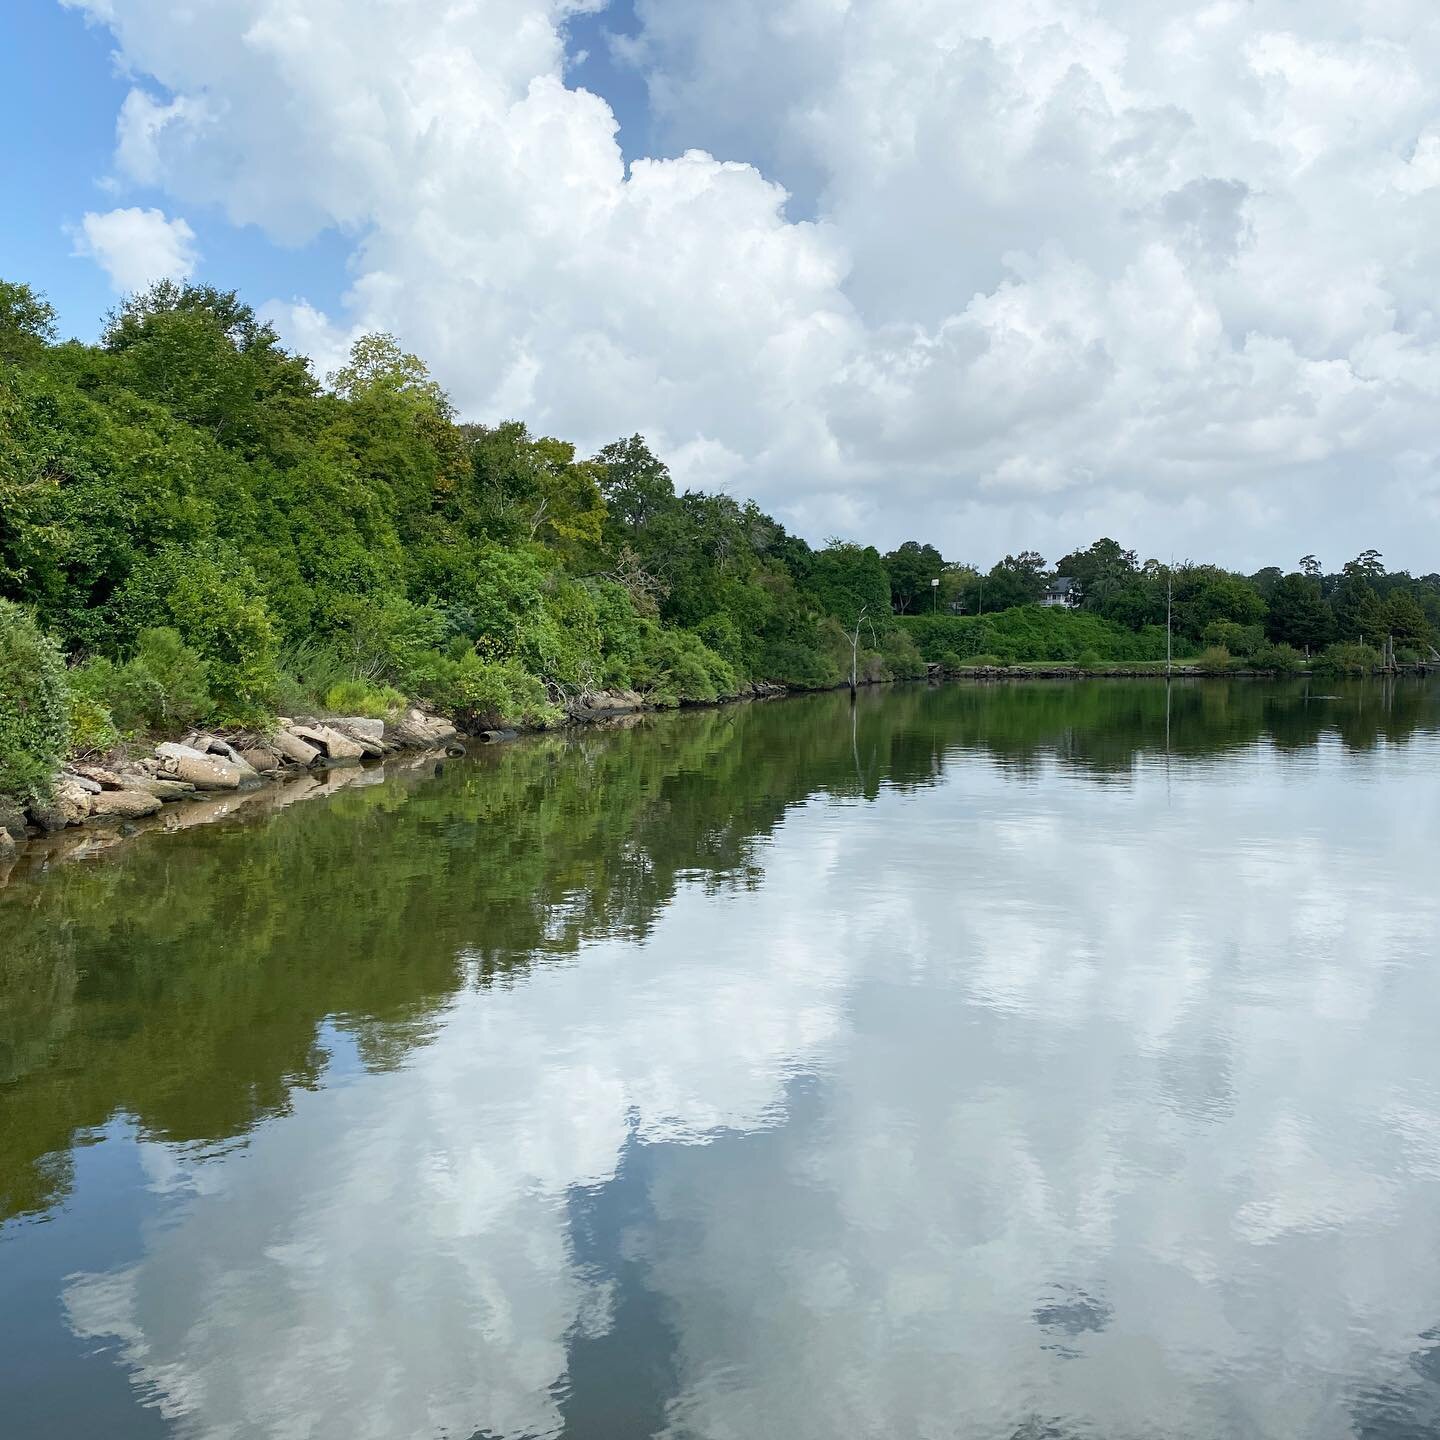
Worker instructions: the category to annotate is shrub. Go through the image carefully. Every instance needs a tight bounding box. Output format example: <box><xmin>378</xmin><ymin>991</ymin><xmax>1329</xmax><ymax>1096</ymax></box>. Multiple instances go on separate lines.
<box><xmin>1249</xmin><ymin>642</ymin><xmax>1305</xmax><ymax>674</ymax></box>
<box><xmin>967</xmin><ymin>654</ymin><xmax>1007</xmax><ymax>669</ymax></box>
<box><xmin>1077</xmin><ymin>649</ymin><xmax>1102</xmax><ymax>670</ymax></box>
<box><xmin>0</xmin><ymin>600</ymin><xmax>70</xmax><ymax>801</ymax></box>
<box><xmin>937</xmin><ymin>651</ymin><xmax>964</xmax><ymax>672</ymax></box>
<box><xmin>68</xmin><ymin>693</ymin><xmax>119</xmax><ymax>755</ymax></box>
<box><xmin>332</xmin><ymin>595</ymin><xmax>448</xmax><ymax>688</ymax></box>
<box><xmin>131</xmin><ymin>628</ymin><xmax>211</xmax><ymax>728</ymax></box>
<box><xmin>630</xmin><ymin>624</ymin><xmax>738</xmax><ymax>705</ymax></box>
<box><xmin>413</xmin><ymin>650</ymin><xmax>560</xmax><ymax>731</ymax></box>
<box><xmin>323</xmin><ymin>678</ymin><xmax>405</xmax><ymax>718</ymax></box>
<box><xmin>119</xmin><ymin>545</ymin><xmax>279</xmax><ymax>722</ymax></box>
<box><xmin>1195</xmin><ymin>645</ymin><xmax>1235</xmax><ymax>674</ymax></box>
<box><xmin>1313</xmin><ymin>642</ymin><xmax>1382</xmax><ymax>676</ymax></box>
<box><xmin>1202</xmin><ymin>621</ymin><xmax>1264</xmax><ymax>658</ymax></box>
<box><xmin>71</xmin><ymin>628</ymin><xmax>211</xmax><ymax>735</ymax></box>
<box><xmin>901</xmin><ymin>607</ymin><xmax>1170</xmax><ymax>665</ymax></box>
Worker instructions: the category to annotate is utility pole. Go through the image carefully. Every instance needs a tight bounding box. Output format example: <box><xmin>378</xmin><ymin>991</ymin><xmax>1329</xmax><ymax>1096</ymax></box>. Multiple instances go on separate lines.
<box><xmin>1166</xmin><ymin>565</ymin><xmax>1173</xmax><ymax>680</ymax></box>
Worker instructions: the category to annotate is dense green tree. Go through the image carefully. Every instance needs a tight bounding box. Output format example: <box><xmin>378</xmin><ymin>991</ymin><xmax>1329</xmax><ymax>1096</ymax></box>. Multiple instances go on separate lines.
<box><xmin>883</xmin><ymin>541</ymin><xmax>945</xmax><ymax>613</ymax></box>
<box><xmin>0</xmin><ymin>280</ymin><xmax>57</xmax><ymax>364</ymax></box>
<box><xmin>1383</xmin><ymin>590</ymin><xmax>1433</xmax><ymax>652</ymax></box>
<box><xmin>806</xmin><ymin>541</ymin><xmax>891</xmax><ymax>625</ymax></box>
<box><xmin>982</xmin><ymin>551</ymin><xmax>1049</xmax><ymax>611</ymax></box>
<box><xmin>1265</xmin><ymin>574</ymin><xmax>1335</xmax><ymax>651</ymax></box>
<box><xmin>1056</xmin><ymin>538</ymin><xmax>1138</xmax><ymax>609</ymax></box>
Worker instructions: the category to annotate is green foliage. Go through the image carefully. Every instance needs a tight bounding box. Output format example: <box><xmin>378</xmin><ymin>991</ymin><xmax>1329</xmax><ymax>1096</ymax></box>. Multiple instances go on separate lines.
<box><xmin>629</xmin><ymin>625</ymin><xmax>738</xmax><ymax>706</ymax></box>
<box><xmin>0</xmin><ymin>281</ymin><xmax>58</xmax><ymax>365</ymax></box>
<box><xmin>71</xmin><ymin>628</ymin><xmax>212</xmax><ymax>735</ymax></box>
<box><xmin>883</xmin><ymin>541</ymin><xmax>945</xmax><ymax>614</ymax></box>
<box><xmin>4</xmin><ymin>272</ymin><xmax>1435</xmax><ymax>750</ymax></box>
<box><xmin>1383</xmin><ymin>590</ymin><xmax>1432</xmax><ymax>652</ymax></box>
<box><xmin>413</xmin><ymin>651</ymin><xmax>561</xmax><ymax>731</ymax></box>
<box><xmin>0</xmin><ymin>600</ymin><xmax>70</xmax><ymax>800</ymax></box>
<box><xmin>323</xmin><ymin>679</ymin><xmax>405</xmax><ymax>718</ymax></box>
<box><xmin>1202</xmin><ymin>621</ymin><xmax>1264</xmax><ymax>657</ymax></box>
<box><xmin>980</xmin><ymin>551</ymin><xmax>1050</xmax><ymax>611</ymax></box>
<box><xmin>1195</xmin><ymin>645</ymin><xmax>1237</xmax><ymax>674</ymax></box>
<box><xmin>1313</xmin><ymin>642</ymin><xmax>1382</xmax><ymax>676</ymax></box>
<box><xmin>1249</xmin><ymin>642</ymin><xmax>1306</xmax><ymax>674</ymax></box>
<box><xmin>67</xmin><ymin>693</ymin><xmax>119</xmax><ymax>755</ymax></box>
<box><xmin>1266</xmin><ymin>574</ymin><xmax>1334</xmax><ymax>651</ymax></box>
<box><xmin>902</xmin><ymin>607</ymin><xmax>1170</xmax><ymax>664</ymax></box>
<box><xmin>806</xmin><ymin>541</ymin><xmax>891</xmax><ymax>625</ymax></box>
<box><xmin>1077</xmin><ymin>649</ymin><xmax>1102</xmax><ymax>670</ymax></box>
<box><xmin>119</xmin><ymin>546</ymin><xmax>279</xmax><ymax>722</ymax></box>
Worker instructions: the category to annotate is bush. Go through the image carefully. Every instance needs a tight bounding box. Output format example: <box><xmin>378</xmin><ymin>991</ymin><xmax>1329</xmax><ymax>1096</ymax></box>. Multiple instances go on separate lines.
<box><xmin>332</xmin><ymin>596</ymin><xmax>448</xmax><ymax>688</ymax></box>
<box><xmin>1313</xmin><ymin>642</ymin><xmax>1382</xmax><ymax>676</ymax></box>
<box><xmin>630</xmin><ymin>624</ymin><xmax>738</xmax><ymax>706</ymax></box>
<box><xmin>71</xmin><ymin>628</ymin><xmax>211</xmax><ymax>735</ymax></box>
<box><xmin>1249</xmin><ymin>642</ymin><xmax>1305</xmax><ymax>674</ymax></box>
<box><xmin>1077</xmin><ymin>649</ymin><xmax>1102</xmax><ymax>670</ymax></box>
<box><xmin>1202</xmin><ymin>621</ymin><xmax>1264</xmax><ymax>658</ymax></box>
<box><xmin>413</xmin><ymin>650</ymin><xmax>561</xmax><ymax>731</ymax></box>
<box><xmin>1195</xmin><ymin>645</ymin><xmax>1236</xmax><ymax>674</ymax></box>
<box><xmin>966</xmin><ymin>654</ymin><xmax>1008</xmax><ymax>668</ymax></box>
<box><xmin>323</xmin><ymin>678</ymin><xmax>405</xmax><ymax>718</ymax></box>
<box><xmin>68</xmin><ymin>693</ymin><xmax>119</xmax><ymax>755</ymax></box>
<box><xmin>0</xmin><ymin>600</ymin><xmax>70</xmax><ymax>800</ymax></box>
<box><xmin>901</xmin><ymin>607</ymin><xmax>1170</xmax><ymax>665</ymax></box>
<box><xmin>118</xmin><ymin>545</ymin><xmax>279</xmax><ymax>722</ymax></box>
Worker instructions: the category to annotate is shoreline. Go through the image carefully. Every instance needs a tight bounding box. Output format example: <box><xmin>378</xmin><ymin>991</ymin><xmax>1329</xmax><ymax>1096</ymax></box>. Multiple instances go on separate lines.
<box><xmin>0</xmin><ymin>686</ymin><xmax>788</xmax><ymax>883</ymax></box>
<box><xmin>4</xmin><ymin>669</ymin><xmax>1433</xmax><ymax>885</ymax></box>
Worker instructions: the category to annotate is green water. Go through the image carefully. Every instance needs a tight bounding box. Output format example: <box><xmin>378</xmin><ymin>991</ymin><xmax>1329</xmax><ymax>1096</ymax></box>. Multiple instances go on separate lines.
<box><xmin>3</xmin><ymin>679</ymin><xmax>1440</xmax><ymax>1440</ymax></box>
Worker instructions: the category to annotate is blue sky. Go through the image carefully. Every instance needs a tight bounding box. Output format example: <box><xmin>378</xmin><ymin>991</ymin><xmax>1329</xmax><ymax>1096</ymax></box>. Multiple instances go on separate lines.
<box><xmin>0</xmin><ymin>0</ymin><xmax>648</xmax><ymax>341</ymax></box>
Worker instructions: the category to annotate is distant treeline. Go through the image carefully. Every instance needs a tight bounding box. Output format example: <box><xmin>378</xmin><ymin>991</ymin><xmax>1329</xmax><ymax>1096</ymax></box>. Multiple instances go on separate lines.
<box><xmin>1</xmin><ymin>277</ymin><xmax>1434</xmax><ymax>797</ymax></box>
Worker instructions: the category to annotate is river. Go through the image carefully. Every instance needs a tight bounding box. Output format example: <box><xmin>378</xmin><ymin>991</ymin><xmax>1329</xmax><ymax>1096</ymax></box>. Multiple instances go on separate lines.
<box><xmin>3</xmin><ymin>679</ymin><xmax>1440</xmax><ymax>1440</ymax></box>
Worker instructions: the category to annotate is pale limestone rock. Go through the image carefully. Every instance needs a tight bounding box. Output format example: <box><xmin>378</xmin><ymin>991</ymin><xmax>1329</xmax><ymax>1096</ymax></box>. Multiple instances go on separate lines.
<box><xmin>90</xmin><ymin>789</ymin><xmax>163</xmax><ymax>819</ymax></box>
<box><xmin>272</xmin><ymin>730</ymin><xmax>321</xmax><ymax>766</ymax></box>
<box><xmin>155</xmin><ymin>743</ymin><xmax>244</xmax><ymax>790</ymax></box>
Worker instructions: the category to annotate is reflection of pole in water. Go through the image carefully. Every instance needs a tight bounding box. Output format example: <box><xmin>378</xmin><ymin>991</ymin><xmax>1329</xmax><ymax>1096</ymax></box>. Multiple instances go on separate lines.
<box><xmin>1165</xmin><ymin>669</ymin><xmax>1172</xmax><ymax>805</ymax></box>
<box><xmin>851</xmin><ymin>695</ymin><xmax>861</xmax><ymax>788</ymax></box>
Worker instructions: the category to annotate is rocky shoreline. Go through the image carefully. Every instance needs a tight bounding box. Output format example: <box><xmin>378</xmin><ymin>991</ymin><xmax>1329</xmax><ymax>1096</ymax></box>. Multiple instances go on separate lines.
<box><xmin>0</xmin><ymin>708</ymin><xmax>464</xmax><ymax>872</ymax></box>
<box><xmin>0</xmin><ymin>685</ymin><xmax>794</xmax><ymax>882</ymax></box>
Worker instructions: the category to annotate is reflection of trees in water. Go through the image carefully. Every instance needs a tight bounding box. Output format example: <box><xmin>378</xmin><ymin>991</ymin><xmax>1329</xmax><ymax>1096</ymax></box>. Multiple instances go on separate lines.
<box><xmin>2</xmin><ymin>680</ymin><xmax>1436</xmax><ymax>1225</ymax></box>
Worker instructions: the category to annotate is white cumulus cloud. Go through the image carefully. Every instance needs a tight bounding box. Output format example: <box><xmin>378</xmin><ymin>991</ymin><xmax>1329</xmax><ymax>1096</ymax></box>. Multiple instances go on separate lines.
<box><xmin>59</xmin><ymin>0</ymin><xmax>1440</xmax><ymax>566</ymax></box>
<box><xmin>70</xmin><ymin>205</ymin><xmax>198</xmax><ymax>293</ymax></box>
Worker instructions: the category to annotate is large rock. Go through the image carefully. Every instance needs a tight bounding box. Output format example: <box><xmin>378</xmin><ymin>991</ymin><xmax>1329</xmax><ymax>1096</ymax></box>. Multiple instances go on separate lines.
<box><xmin>0</xmin><ymin>827</ymin><xmax>15</xmax><ymax>861</ymax></box>
<box><xmin>62</xmin><ymin>771</ymin><xmax>103</xmax><ymax>794</ymax></box>
<box><xmin>90</xmin><ymin>789</ymin><xmax>163</xmax><ymax>819</ymax></box>
<box><xmin>27</xmin><ymin>777</ymin><xmax>93</xmax><ymax>832</ymax></box>
<box><xmin>0</xmin><ymin>796</ymin><xmax>29</xmax><ymax>842</ymax></box>
<box><xmin>326</xmin><ymin>722</ymin><xmax>385</xmax><ymax>758</ymax></box>
<box><xmin>237</xmin><ymin>746</ymin><xmax>282</xmax><ymax>773</ymax></box>
<box><xmin>272</xmin><ymin>729</ymin><xmax>321</xmax><ymax>766</ymax></box>
<box><xmin>336</xmin><ymin>716</ymin><xmax>385</xmax><ymax>743</ymax></box>
<box><xmin>116</xmin><ymin>775</ymin><xmax>195</xmax><ymax>801</ymax></box>
<box><xmin>155</xmin><ymin>742</ymin><xmax>245</xmax><ymax>790</ymax></box>
<box><xmin>71</xmin><ymin>764</ymin><xmax>127</xmax><ymax>789</ymax></box>
<box><xmin>290</xmin><ymin>724</ymin><xmax>365</xmax><ymax>762</ymax></box>
<box><xmin>389</xmin><ymin>711</ymin><xmax>459</xmax><ymax>748</ymax></box>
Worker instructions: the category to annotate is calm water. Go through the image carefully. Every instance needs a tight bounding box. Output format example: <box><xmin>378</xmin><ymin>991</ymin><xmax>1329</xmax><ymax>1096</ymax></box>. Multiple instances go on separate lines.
<box><xmin>4</xmin><ymin>679</ymin><xmax>1440</xmax><ymax>1440</ymax></box>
